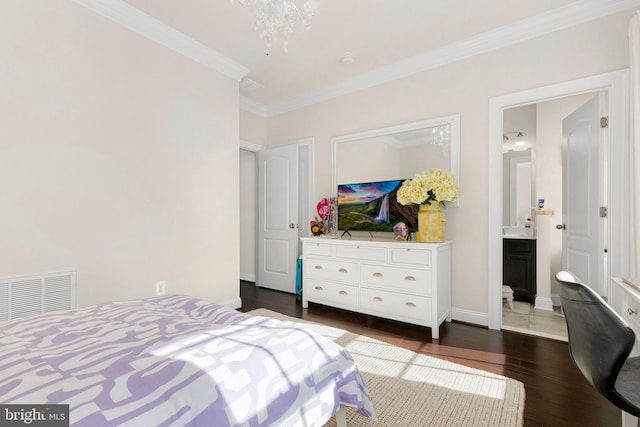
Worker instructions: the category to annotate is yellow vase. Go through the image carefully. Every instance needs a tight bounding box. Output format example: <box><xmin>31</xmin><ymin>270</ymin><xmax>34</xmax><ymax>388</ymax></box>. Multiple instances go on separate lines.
<box><xmin>416</xmin><ymin>202</ymin><xmax>445</xmax><ymax>242</ymax></box>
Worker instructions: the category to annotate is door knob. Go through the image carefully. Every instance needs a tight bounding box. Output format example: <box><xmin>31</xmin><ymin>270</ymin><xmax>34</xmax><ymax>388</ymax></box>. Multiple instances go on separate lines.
<box><xmin>556</xmin><ymin>224</ymin><xmax>566</xmax><ymax>230</ymax></box>
<box><xmin>289</xmin><ymin>223</ymin><xmax>295</xmax><ymax>228</ymax></box>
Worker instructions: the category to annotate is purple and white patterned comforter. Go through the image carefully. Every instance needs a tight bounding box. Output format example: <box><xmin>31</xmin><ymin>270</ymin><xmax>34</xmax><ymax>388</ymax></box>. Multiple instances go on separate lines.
<box><xmin>0</xmin><ymin>294</ymin><xmax>376</xmax><ymax>426</ymax></box>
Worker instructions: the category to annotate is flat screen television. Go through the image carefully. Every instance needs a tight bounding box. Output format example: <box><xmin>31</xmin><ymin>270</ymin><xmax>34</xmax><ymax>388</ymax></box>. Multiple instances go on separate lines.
<box><xmin>337</xmin><ymin>179</ymin><xmax>419</xmax><ymax>232</ymax></box>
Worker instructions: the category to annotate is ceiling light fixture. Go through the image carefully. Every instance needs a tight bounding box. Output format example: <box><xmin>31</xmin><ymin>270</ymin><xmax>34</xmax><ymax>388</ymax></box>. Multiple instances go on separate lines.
<box><xmin>512</xmin><ymin>132</ymin><xmax>528</xmax><ymax>151</ymax></box>
<box><xmin>503</xmin><ymin>132</ymin><xmax>530</xmax><ymax>153</ymax></box>
<box><xmin>234</xmin><ymin>0</ymin><xmax>319</xmax><ymax>53</ymax></box>
<box><xmin>341</xmin><ymin>52</ymin><xmax>354</xmax><ymax>65</ymax></box>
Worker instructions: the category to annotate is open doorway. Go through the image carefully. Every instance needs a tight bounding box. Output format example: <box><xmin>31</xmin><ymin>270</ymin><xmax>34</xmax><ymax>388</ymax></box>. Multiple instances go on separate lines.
<box><xmin>487</xmin><ymin>70</ymin><xmax>629</xmax><ymax>336</ymax></box>
<box><xmin>239</xmin><ymin>139</ymin><xmax>313</xmax><ymax>294</ymax></box>
<box><xmin>501</xmin><ymin>93</ymin><xmax>602</xmax><ymax>340</ymax></box>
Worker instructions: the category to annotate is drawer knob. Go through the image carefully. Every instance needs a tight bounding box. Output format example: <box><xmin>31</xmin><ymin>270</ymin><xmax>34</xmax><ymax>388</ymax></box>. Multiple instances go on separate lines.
<box><xmin>372</xmin><ymin>272</ymin><xmax>383</xmax><ymax>278</ymax></box>
<box><xmin>405</xmin><ymin>302</ymin><xmax>416</xmax><ymax>308</ymax></box>
<box><xmin>404</xmin><ymin>276</ymin><xmax>416</xmax><ymax>281</ymax></box>
<box><xmin>314</xmin><ymin>265</ymin><xmax>323</xmax><ymax>270</ymax></box>
<box><xmin>315</xmin><ymin>286</ymin><xmax>323</xmax><ymax>291</ymax></box>
<box><xmin>339</xmin><ymin>290</ymin><xmax>348</xmax><ymax>295</ymax></box>
<box><xmin>373</xmin><ymin>296</ymin><xmax>383</xmax><ymax>302</ymax></box>
<box><xmin>628</xmin><ymin>308</ymin><xmax>638</xmax><ymax>316</ymax></box>
<box><xmin>338</xmin><ymin>268</ymin><xmax>348</xmax><ymax>273</ymax></box>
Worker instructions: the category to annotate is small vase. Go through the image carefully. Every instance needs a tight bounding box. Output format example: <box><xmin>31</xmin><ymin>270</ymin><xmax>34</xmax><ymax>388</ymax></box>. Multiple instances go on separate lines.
<box><xmin>416</xmin><ymin>202</ymin><xmax>445</xmax><ymax>243</ymax></box>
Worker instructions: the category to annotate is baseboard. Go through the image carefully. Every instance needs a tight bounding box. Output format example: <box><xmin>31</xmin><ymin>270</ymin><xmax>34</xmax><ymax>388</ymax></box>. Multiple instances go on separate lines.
<box><xmin>219</xmin><ymin>297</ymin><xmax>242</xmax><ymax>310</ymax></box>
<box><xmin>451</xmin><ymin>307</ymin><xmax>488</xmax><ymax>327</ymax></box>
<box><xmin>240</xmin><ymin>273</ymin><xmax>256</xmax><ymax>282</ymax></box>
<box><xmin>534</xmin><ymin>296</ymin><xmax>554</xmax><ymax>311</ymax></box>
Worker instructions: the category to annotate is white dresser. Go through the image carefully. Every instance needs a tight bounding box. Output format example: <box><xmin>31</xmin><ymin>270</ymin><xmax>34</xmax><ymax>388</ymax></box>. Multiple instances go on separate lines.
<box><xmin>610</xmin><ymin>278</ymin><xmax>640</xmax><ymax>356</ymax></box>
<box><xmin>607</xmin><ymin>278</ymin><xmax>640</xmax><ymax>427</ymax></box>
<box><xmin>301</xmin><ymin>237</ymin><xmax>452</xmax><ymax>339</ymax></box>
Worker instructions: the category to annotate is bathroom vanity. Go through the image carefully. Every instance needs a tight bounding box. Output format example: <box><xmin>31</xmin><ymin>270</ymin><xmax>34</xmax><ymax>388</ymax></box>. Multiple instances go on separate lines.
<box><xmin>503</xmin><ymin>236</ymin><xmax>537</xmax><ymax>304</ymax></box>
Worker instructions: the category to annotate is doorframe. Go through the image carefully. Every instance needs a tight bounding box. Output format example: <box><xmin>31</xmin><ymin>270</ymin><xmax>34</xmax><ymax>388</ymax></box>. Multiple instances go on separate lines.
<box><xmin>487</xmin><ymin>70</ymin><xmax>629</xmax><ymax>331</ymax></box>
<box><xmin>294</xmin><ymin>137</ymin><xmax>315</xmax><ymax>246</ymax></box>
<box><xmin>240</xmin><ymin>140</ymin><xmax>265</xmax><ymax>283</ymax></box>
<box><xmin>239</xmin><ymin>138</ymin><xmax>314</xmax><ymax>286</ymax></box>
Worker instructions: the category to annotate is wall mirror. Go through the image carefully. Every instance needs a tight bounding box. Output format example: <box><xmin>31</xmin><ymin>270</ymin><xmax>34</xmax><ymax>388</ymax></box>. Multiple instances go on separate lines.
<box><xmin>503</xmin><ymin>154</ymin><xmax>532</xmax><ymax>227</ymax></box>
<box><xmin>331</xmin><ymin>114</ymin><xmax>461</xmax><ymax>205</ymax></box>
<box><xmin>502</xmin><ymin>105</ymin><xmax>535</xmax><ymax>227</ymax></box>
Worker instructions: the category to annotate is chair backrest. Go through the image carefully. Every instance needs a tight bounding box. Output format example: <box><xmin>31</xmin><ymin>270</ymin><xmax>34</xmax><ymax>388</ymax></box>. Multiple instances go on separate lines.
<box><xmin>555</xmin><ymin>271</ymin><xmax>637</xmax><ymax>414</ymax></box>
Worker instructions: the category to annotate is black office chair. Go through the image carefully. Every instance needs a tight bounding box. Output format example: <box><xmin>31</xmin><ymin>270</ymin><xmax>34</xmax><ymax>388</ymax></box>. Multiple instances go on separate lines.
<box><xmin>555</xmin><ymin>271</ymin><xmax>640</xmax><ymax>416</ymax></box>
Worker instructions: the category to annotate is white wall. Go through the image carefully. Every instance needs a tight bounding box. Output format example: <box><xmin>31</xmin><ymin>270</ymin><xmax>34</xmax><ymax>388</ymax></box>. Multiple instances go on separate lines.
<box><xmin>0</xmin><ymin>1</ymin><xmax>241</xmax><ymax>307</ymax></box>
<box><xmin>240</xmin><ymin>110</ymin><xmax>268</xmax><ymax>146</ymax></box>
<box><xmin>253</xmin><ymin>10</ymin><xmax>631</xmax><ymax>318</ymax></box>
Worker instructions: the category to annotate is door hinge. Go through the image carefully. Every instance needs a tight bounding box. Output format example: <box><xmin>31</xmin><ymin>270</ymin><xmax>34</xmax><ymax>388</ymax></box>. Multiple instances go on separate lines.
<box><xmin>600</xmin><ymin>206</ymin><xmax>608</xmax><ymax>218</ymax></box>
<box><xmin>600</xmin><ymin>117</ymin><xmax>609</xmax><ymax>128</ymax></box>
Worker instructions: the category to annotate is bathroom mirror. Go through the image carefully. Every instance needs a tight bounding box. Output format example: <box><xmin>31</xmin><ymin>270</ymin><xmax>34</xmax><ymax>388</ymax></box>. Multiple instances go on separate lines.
<box><xmin>503</xmin><ymin>105</ymin><xmax>535</xmax><ymax>227</ymax></box>
<box><xmin>331</xmin><ymin>114</ymin><xmax>460</xmax><ymax>204</ymax></box>
<box><xmin>504</xmin><ymin>154</ymin><xmax>532</xmax><ymax>226</ymax></box>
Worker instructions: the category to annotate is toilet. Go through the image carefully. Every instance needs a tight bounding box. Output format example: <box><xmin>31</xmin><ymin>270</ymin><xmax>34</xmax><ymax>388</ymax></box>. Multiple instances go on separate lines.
<box><xmin>503</xmin><ymin>285</ymin><xmax>514</xmax><ymax>309</ymax></box>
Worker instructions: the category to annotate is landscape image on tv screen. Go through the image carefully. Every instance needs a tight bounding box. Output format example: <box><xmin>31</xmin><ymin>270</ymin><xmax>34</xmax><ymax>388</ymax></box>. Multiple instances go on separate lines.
<box><xmin>337</xmin><ymin>179</ymin><xmax>419</xmax><ymax>232</ymax></box>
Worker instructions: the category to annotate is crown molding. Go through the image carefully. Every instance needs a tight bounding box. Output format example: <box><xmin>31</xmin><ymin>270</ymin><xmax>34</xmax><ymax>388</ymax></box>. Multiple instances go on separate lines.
<box><xmin>72</xmin><ymin>0</ymin><xmax>249</xmax><ymax>82</ymax></box>
<box><xmin>239</xmin><ymin>140</ymin><xmax>265</xmax><ymax>152</ymax></box>
<box><xmin>240</xmin><ymin>96</ymin><xmax>269</xmax><ymax>117</ymax></box>
<box><xmin>262</xmin><ymin>0</ymin><xmax>640</xmax><ymax>117</ymax></box>
<box><xmin>71</xmin><ymin>0</ymin><xmax>639</xmax><ymax>115</ymax></box>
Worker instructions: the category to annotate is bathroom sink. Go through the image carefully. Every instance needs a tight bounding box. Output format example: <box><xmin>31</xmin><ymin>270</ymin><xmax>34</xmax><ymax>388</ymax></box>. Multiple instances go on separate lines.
<box><xmin>503</xmin><ymin>226</ymin><xmax>525</xmax><ymax>236</ymax></box>
<box><xmin>502</xmin><ymin>226</ymin><xmax>534</xmax><ymax>238</ymax></box>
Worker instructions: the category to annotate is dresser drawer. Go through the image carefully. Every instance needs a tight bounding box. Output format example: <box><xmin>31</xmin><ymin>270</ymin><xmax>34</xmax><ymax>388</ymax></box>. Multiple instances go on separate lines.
<box><xmin>621</xmin><ymin>291</ymin><xmax>640</xmax><ymax>333</ymax></box>
<box><xmin>335</xmin><ymin>245</ymin><xmax>386</xmax><ymax>262</ymax></box>
<box><xmin>360</xmin><ymin>288</ymin><xmax>431</xmax><ymax>324</ymax></box>
<box><xmin>389</xmin><ymin>247</ymin><xmax>431</xmax><ymax>267</ymax></box>
<box><xmin>305</xmin><ymin>280</ymin><xmax>359</xmax><ymax>309</ymax></box>
<box><xmin>303</xmin><ymin>241</ymin><xmax>334</xmax><ymax>257</ymax></box>
<box><xmin>610</xmin><ymin>280</ymin><xmax>640</xmax><ymax>356</ymax></box>
<box><xmin>360</xmin><ymin>265</ymin><xmax>431</xmax><ymax>295</ymax></box>
<box><xmin>304</xmin><ymin>258</ymin><xmax>359</xmax><ymax>282</ymax></box>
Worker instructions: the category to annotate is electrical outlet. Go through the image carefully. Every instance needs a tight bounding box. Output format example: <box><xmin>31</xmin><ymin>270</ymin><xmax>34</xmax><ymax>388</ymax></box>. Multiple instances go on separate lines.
<box><xmin>155</xmin><ymin>281</ymin><xmax>166</xmax><ymax>296</ymax></box>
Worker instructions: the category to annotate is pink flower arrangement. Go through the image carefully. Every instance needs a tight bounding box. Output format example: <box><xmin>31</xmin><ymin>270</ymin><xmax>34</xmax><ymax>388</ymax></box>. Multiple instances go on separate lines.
<box><xmin>316</xmin><ymin>197</ymin><xmax>330</xmax><ymax>220</ymax></box>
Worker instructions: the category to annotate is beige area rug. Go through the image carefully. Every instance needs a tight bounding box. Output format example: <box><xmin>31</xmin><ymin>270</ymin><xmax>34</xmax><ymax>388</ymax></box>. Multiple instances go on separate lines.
<box><xmin>247</xmin><ymin>309</ymin><xmax>525</xmax><ymax>427</ymax></box>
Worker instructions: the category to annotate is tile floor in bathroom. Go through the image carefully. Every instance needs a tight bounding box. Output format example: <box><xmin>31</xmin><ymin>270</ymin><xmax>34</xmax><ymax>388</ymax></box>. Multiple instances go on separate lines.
<box><xmin>502</xmin><ymin>300</ymin><xmax>568</xmax><ymax>341</ymax></box>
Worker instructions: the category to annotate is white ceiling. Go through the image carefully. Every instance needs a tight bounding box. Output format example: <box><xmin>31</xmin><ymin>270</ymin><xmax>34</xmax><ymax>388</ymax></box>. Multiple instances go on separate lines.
<box><xmin>93</xmin><ymin>0</ymin><xmax>637</xmax><ymax>115</ymax></box>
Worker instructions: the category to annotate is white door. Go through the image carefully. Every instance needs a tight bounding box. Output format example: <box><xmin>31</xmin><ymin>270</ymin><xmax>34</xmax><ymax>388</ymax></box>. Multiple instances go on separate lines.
<box><xmin>561</xmin><ymin>93</ymin><xmax>606</xmax><ymax>295</ymax></box>
<box><xmin>257</xmin><ymin>144</ymin><xmax>299</xmax><ymax>293</ymax></box>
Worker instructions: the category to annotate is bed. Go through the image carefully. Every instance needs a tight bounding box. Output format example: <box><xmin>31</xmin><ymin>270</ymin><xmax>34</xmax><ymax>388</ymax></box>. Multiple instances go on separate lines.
<box><xmin>0</xmin><ymin>294</ymin><xmax>376</xmax><ymax>426</ymax></box>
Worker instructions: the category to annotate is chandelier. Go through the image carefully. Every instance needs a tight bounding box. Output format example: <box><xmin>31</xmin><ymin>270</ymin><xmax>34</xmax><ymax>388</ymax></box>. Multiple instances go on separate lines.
<box><xmin>429</xmin><ymin>124</ymin><xmax>451</xmax><ymax>156</ymax></box>
<box><xmin>234</xmin><ymin>0</ymin><xmax>319</xmax><ymax>53</ymax></box>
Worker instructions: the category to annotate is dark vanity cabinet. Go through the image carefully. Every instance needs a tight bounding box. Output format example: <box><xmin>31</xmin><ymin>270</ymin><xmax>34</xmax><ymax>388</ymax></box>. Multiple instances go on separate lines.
<box><xmin>503</xmin><ymin>238</ymin><xmax>536</xmax><ymax>304</ymax></box>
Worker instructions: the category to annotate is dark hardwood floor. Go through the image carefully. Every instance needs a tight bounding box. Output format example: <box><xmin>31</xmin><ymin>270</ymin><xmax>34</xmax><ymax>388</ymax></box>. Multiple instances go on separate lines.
<box><xmin>239</xmin><ymin>281</ymin><xmax>622</xmax><ymax>427</ymax></box>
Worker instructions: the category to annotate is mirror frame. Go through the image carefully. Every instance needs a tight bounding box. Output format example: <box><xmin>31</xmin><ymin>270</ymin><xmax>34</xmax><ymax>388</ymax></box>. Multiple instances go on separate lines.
<box><xmin>331</xmin><ymin>114</ymin><xmax>461</xmax><ymax>206</ymax></box>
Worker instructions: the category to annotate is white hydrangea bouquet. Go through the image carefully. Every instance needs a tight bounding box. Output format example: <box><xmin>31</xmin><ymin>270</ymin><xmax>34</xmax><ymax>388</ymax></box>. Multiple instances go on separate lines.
<box><xmin>396</xmin><ymin>168</ymin><xmax>459</xmax><ymax>206</ymax></box>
